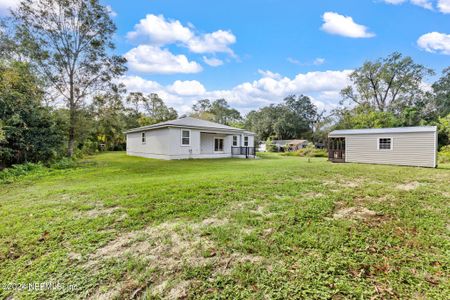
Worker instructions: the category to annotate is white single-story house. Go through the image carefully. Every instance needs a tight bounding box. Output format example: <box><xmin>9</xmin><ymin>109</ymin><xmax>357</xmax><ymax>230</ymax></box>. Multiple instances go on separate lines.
<box><xmin>125</xmin><ymin>117</ymin><xmax>256</xmax><ymax>160</ymax></box>
<box><xmin>328</xmin><ymin>126</ymin><xmax>437</xmax><ymax>168</ymax></box>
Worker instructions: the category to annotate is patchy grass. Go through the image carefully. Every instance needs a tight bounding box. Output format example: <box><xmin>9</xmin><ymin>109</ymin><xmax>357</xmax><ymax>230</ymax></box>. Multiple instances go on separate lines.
<box><xmin>0</xmin><ymin>152</ymin><xmax>449</xmax><ymax>299</ymax></box>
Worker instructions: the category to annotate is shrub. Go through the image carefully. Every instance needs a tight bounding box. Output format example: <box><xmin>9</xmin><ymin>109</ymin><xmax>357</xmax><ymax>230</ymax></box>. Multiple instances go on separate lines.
<box><xmin>438</xmin><ymin>145</ymin><xmax>450</xmax><ymax>164</ymax></box>
<box><xmin>0</xmin><ymin>162</ymin><xmax>46</xmax><ymax>183</ymax></box>
<box><xmin>50</xmin><ymin>157</ymin><xmax>77</xmax><ymax>170</ymax></box>
<box><xmin>283</xmin><ymin>143</ymin><xmax>327</xmax><ymax>158</ymax></box>
<box><xmin>265</xmin><ymin>137</ymin><xmax>278</xmax><ymax>152</ymax></box>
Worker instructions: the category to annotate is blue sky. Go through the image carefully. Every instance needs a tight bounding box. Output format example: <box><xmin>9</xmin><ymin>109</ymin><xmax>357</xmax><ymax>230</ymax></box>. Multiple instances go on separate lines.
<box><xmin>1</xmin><ymin>0</ymin><xmax>450</xmax><ymax>113</ymax></box>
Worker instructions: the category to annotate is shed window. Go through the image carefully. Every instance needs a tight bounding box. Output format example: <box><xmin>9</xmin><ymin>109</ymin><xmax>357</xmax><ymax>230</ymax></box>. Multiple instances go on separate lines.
<box><xmin>141</xmin><ymin>132</ymin><xmax>146</xmax><ymax>144</ymax></box>
<box><xmin>181</xmin><ymin>130</ymin><xmax>190</xmax><ymax>146</ymax></box>
<box><xmin>378</xmin><ymin>138</ymin><xmax>392</xmax><ymax>150</ymax></box>
<box><xmin>244</xmin><ymin>136</ymin><xmax>249</xmax><ymax>147</ymax></box>
<box><xmin>232</xmin><ymin>136</ymin><xmax>238</xmax><ymax>146</ymax></box>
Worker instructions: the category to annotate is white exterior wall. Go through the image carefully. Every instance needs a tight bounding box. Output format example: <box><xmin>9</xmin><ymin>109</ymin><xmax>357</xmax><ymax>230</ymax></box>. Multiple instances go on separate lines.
<box><xmin>241</xmin><ymin>135</ymin><xmax>254</xmax><ymax>147</ymax></box>
<box><xmin>126</xmin><ymin>128</ymin><xmax>171</xmax><ymax>159</ymax></box>
<box><xmin>343</xmin><ymin>131</ymin><xmax>437</xmax><ymax>168</ymax></box>
<box><xmin>127</xmin><ymin>127</ymin><xmax>255</xmax><ymax>160</ymax></box>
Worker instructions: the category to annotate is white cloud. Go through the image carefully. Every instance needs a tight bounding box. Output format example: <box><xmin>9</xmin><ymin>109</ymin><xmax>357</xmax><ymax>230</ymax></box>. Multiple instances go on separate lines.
<box><xmin>203</xmin><ymin>56</ymin><xmax>224</xmax><ymax>67</ymax></box>
<box><xmin>127</xmin><ymin>14</ymin><xmax>193</xmax><ymax>45</ymax></box>
<box><xmin>417</xmin><ymin>32</ymin><xmax>450</xmax><ymax>55</ymax></box>
<box><xmin>383</xmin><ymin>0</ymin><xmax>407</xmax><ymax>4</ymax></box>
<box><xmin>438</xmin><ymin>0</ymin><xmax>450</xmax><ymax>13</ymax></box>
<box><xmin>321</xmin><ymin>12</ymin><xmax>375</xmax><ymax>38</ymax></box>
<box><xmin>314</xmin><ymin>58</ymin><xmax>326</xmax><ymax>65</ymax></box>
<box><xmin>411</xmin><ymin>0</ymin><xmax>433</xmax><ymax>9</ymax></box>
<box><xmin>168</xmin><ymin>80</ymin><xmax>206</xmax><ymax>96</ymax></box>
<box><xmin>186</xmin><ymin>30</ymin><xmax>236</xmax><ymax>55</ymax></box>
<box><xmin>124</xmin><ymin>45</ymin><xmax>203</xmax><ymax>74</ymax></box>
<box><xmin>106</xmin><ymin>5</ymin><xmax>117</xmax><ymax>18</ymax></box>
<box><xmin>383</xmin><ymin>0</ymin><xmax>434</xmax><ymax>10</ymax></box>
<box><xmin>0</xmin><ymin>0</ymin><xmax>20</xmax><ymax>15</ymax></box>
<box><xmin>127</xmin><ymin>14</ymin><xmax>236</xmax><ymax>55</ymax></box>
<box><xmin>257</xmin><ymin>70</ymin><xmax>282</xmax><ymax>79</ymax></box>
<box><xmin>287</xmin><ymin>57</ymin><xmax>326</xmax><ymax>66</ymax></box>
<box><xmin>287</xmin><ymin>57</ymin><xmax>301</xmax><ymax>65</ymax></box>
<box><xmin>120</xmin><ymin>69</ymin><xmax>352</xmax><ymax>114</ymax></box>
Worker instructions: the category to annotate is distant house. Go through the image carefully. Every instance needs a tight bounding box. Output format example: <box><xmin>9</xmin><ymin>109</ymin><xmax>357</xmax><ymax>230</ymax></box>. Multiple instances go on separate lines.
<box><xmin>272</xmin><ymin>139</ymin><xmax>309</xmax><ymax>152</ymax></box>
<box><xmin>328</xmin><ymin>126</ymin><xmax>437</xmax><ymax>168</ymax></box>
<box><xmin>125</xmin><ymin>117</ymin><xmax>256</xmax><ymax>160</ymax></box>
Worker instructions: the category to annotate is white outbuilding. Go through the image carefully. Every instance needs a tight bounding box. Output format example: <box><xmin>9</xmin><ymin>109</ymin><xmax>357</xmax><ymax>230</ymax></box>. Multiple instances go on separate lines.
<box><xmin>328</xmin><ymin>126</ymin><xmax>438</xmax><ymax>168</ymax></box>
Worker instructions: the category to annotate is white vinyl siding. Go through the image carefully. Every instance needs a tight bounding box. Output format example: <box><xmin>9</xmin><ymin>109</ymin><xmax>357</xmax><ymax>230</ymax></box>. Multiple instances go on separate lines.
<box><xmin>344</xmin><ymin>132</ymin><xmax>436</xmax><ymax>168</ymax></box>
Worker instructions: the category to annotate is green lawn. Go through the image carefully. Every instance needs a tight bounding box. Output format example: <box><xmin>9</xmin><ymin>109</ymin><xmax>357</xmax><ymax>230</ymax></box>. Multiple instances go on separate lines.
<box><xmin>0</xmin><ymin>152</ymin><xmax>449</xmax><ymax>299</ymax></box>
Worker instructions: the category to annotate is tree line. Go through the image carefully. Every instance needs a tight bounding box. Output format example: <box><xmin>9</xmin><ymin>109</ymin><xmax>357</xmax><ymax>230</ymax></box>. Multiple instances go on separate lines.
<box><xmin>1</xmin><ymin>0</ymin><xmax>449</xmax><ymax>168</ymax></box>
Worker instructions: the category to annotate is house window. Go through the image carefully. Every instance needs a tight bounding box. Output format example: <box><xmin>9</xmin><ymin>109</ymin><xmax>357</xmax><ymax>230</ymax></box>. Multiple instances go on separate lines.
<box><xmin>244</xmin><ymin>136</ymin><xmax>249</xmax><ymax>147</ymax></box>
<box><xmin>214</xmin><ymin>138</ymin><xmax>224</xmax><ymax>152</ymax></box>
<box><xmin>181</xmin><ymin>130</ymin><xmax>190</xmax><ymax>146</ymax></box>
<box><xmin>378</xmin><ymin>138</ymin><xmax>392</xmax><ymax>150</ymax></box>
<box><xmin>232</xmin><ymin>135</ymin><xmax>238</xmax><ymax>146</ymax></box>
<box><xmin>141</xmin><ymin>132</ymin><xmax>146</xmax><ymax>144</ymax></box>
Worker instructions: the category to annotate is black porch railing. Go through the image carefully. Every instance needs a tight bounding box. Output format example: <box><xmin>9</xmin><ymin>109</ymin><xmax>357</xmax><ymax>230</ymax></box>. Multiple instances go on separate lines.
<box><xmin>231</xmin><ymin>147</ymin><xmax>256</xmax><ymax>158</ymax></box>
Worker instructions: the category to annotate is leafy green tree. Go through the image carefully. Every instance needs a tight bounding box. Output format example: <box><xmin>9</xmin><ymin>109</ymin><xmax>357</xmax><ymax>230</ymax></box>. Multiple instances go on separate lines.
<box><xmin>190</xmin><ymin>99</ymin><xmax>242</xmax><ymax>125</ymax></box>
<box><xmin>192</xmin><ymin>99</ymin><xmax>212</xmax><ymax>114</ymax></box>
<box><xmin>0</xmin><ymin>61</ymin><xmax>65</xmax><ymax>167</ymax></box>
<box><xmin>341</xmin><ymin>52</ymin><xmax>434</xmax><ymax>113</ymax></box>
<box><xmin>0</xmin><ymin>121</ymin><xmax>5</xmax><ymax>143</ymax></box>
<box><xmin>432</xmin><ymin>67</ymin><xmax>450</xmax><ymax>117</ymax></box>
<box><xmin>210</xmin><ymin>99</ymin><xmax>242</xmax><ymax>124</ymax></box>
<box><xmin>144</xmin><ymin>93</ymin><xmax>178</xmax><ymax>123</ymax></box>
<box><xmin>245</xmin><ymin>95</ymin><xmax>318</xmax><ymax>141</ymax></box>
<box><xmin>90</xmin><ymin>86</ymin><xmax>128</xmax><ymax>151</ymax></box>
<box><xmin>333</xmin><ymin>105</ymin><xmax>400</xmax><ymax>130</ymax></box>
<box><xmin>126</xmin><ymin>93</ymin><xmax>178</xmax><ymax>126</ymax></box>
<box><xmin>9</xmin><ymin>0</ymin><xmax>127</xmax><ymax>156</ymax></box>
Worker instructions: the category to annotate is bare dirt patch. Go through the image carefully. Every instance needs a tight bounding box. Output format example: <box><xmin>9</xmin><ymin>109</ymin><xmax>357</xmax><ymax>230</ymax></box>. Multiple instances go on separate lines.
<box><xmin>78</xmin><ymin>203</ymin><xmax>120</xmax><ymax>218</ymax></box>
<box><xmin>202</xmin><ymin>218</ymin><xmax>229</xmax><ymax>227</ymax></box>
<box><xmin>333</xmin><ymin>207</ymin><xmax>378</xmax><ymax>220</ymax></box>
<box><xmin>322</xmin><ymin>178</ymin><xmax>365</xmax><ymax>189</ymax></box>
<box><xmin>86</xmin><ymin>217</ymin><xmax>265</xmax><ymax>299</ymax></box>
<box><xmin>303</xmin><ymin>192</ymin><xmax>324</xmax><ymax>198</ymax></box>
<box><xmin>396</xmin><ymin>181</ymin><xmax>421</xmax><ymax>191</ymax></box>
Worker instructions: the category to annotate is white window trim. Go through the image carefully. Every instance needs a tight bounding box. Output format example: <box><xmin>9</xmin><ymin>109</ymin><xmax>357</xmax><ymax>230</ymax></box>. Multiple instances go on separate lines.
<box><xmin>244</xmin><ymin>136</ymin><xmax>249</xmax><ymax>147</ymax></box>
<box><xmin>377</xmin><ymin>137</ymin><xmax>393</xmax><ymax>150</ymax></box>
<box><xmin>214</xmin><ymin>137</ymin><xmax>225</xmax><ymax>153</ymax></box>
<box><xmin>181</xmin><ymin>129</ymin><xmax>191</xmax><ymax>146</ymax></box>
<box><xmin>141</xmin><ymin>132</ymin><xmax>146</xmax><ymax>144</ymax></box>
<box><xmin>232</xmin><ymin>135</ymin><xmax>238</xmax><ymax>147</ymax></box>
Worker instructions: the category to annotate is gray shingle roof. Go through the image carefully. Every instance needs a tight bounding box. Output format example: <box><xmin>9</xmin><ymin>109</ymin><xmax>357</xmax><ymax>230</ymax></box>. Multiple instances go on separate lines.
<box><xmin>124</xmin><ymin>117</ymin><xmax>255</xmax><ymax>134</ymax></box>
<box><xmin>329</xmin><ymin>126</ymin><xmax>437</xmax><ymax>136</ymax></box>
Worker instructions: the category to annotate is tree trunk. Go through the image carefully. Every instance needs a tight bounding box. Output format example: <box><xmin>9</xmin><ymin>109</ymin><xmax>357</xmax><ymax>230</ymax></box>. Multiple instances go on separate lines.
<box><xmin>67</xmin><ymin>74</ymin><xmax>75</xmax><ymax>157</ymax></box>
<box><xmin>67</xmin><ymin>108</ymin><xmax>76</xmax><ymax>157</ymax></box>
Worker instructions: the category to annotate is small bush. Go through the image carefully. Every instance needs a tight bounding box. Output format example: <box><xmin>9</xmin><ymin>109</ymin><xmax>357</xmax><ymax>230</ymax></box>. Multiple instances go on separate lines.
<box><xmin>438</xmin><ymin>145</ymin><xmax>450</xmax><ymax>164</ymax></box>
<box><xmin>50</xmin><ymin>157</ymin><xmax>78</xmax><ymax>169</ymax></box>
<box><xmin>283</xmin><ymin>143</ymin><xmax>327</xmax><ymax>158</ymax></box>
<box><xmin>0</xmin><ymin>162</ymin><xmax>46</xmax><ymax>183</ymax></box>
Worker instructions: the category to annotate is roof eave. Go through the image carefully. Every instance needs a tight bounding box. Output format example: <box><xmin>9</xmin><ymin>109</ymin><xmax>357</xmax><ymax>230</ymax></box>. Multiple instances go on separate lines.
<box><xmin>124</xmin><ymin>124</ymin><xmax>250</xmax><ymax>134</ymax></box>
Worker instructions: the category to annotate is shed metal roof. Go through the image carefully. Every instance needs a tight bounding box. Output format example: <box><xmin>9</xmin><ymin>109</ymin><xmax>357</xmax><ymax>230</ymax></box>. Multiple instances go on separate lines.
<box><xmin>329</xmin><ymin>126</ymin><xmax>437</xmax><ymax>136</ymax></box>
<box><xmin>124</xmin><ymin>117</ymin><xmax>256</xmax><ymax>135</ymax></box>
